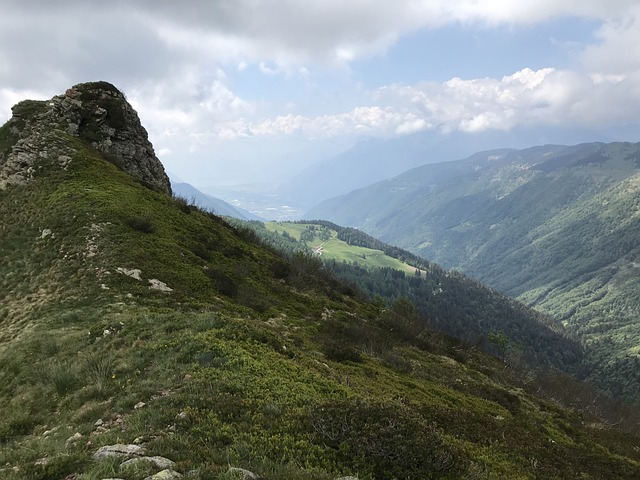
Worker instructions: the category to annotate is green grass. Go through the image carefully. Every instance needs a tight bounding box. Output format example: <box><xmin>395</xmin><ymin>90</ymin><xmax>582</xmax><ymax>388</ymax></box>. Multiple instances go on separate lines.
<box><xmin>265</xmin><ymin>222</ymin><xmax>418</xmax><ymax>274</ymax></box>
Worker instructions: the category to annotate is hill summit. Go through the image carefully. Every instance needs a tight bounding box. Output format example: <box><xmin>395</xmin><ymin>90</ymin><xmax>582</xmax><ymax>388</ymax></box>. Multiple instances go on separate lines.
<box><xmin>0</xmin><ymin>81</ymin><xmax>171</xmax><ymax>194</ymax></box>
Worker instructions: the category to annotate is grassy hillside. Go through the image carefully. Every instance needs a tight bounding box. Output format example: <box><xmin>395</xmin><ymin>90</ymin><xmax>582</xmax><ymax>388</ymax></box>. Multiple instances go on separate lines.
<box><xmin>2</xmin><ymin>90</ymin><xmax>640</xmax><ymax>479</ymax></box>
<box><xmin>264</xmin><ymin>222</ymin><xmax>419</xmax><ymax>273</ymax></box>
<box><xmin>306</xmin><ymin>142</ymin><xmax>640</xmax><ymax>398</ymax></box>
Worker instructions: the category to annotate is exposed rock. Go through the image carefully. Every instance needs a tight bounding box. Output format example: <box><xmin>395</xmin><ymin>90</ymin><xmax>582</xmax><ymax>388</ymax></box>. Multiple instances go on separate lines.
<box><xmin>120</xmin><ymin>456</ymin><xmax>175</xmax><ymax>470</ymax></box>
<box><xmin>143</xmin><ymin>469</ymin><xmax>183</xmax><ymax>480</ymax></box>
<box><xmin>42</xmin><ymin>426</ymin><xmax>60</xmax><ymax>437</ymax></box>
<box><xmin>175</xmin><ymin>411</ymin><xmax>189</xmax><ymax>422</ymax></box>
<box><xmin>134</xmin><ymin>401</ymin><xmax>147</xmax><ymax>409</ymax></box>
<box><xmin>0</xmin><ymin>81</ymin><xmax>171</xmax><ymax>194</ymax></box>
<box><xmin>227</xmin><ymin>467</ymin><xmax>259</xmax><ymax>479</ymax></box>
<box><xmin>116</xmin><ymin>267</ymin><xmax>143</xmax><ymax>281</ymax></box>
<box><xmin>65</xmin><ymin>432</ymin><xmax>83</xmax><ymax>446</ymax></box>
<box><xmin>93</xmin><ymin>414</ymin><xmax>125</xmax><ymax>433</ymax></box>
<box><xmin>149</xmin><ymin>278</ymin><xmax>173</xmax><ymax>292</ymax></box>
<box><xmin>92</xmin><ymin>443</ymin><xmax>146</xmax><ymax>461</ymax></box>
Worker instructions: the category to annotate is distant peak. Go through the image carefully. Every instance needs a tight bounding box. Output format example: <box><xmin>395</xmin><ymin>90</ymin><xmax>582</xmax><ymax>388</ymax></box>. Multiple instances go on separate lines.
<box><xmin>0</xmin><ymin>81</ymin><xmax>171</xmax><ymax>194</ymax></box>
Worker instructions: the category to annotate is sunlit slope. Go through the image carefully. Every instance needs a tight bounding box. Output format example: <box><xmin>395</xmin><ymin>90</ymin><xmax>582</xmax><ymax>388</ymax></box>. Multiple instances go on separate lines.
<box><xmin>307</xmin><ymin>141</ymin><xmax>640</xmax><ymax>398</ymax></box>
<box><xmin>265</xmin><ymin>222</ymin><xmax>420</xmax><ymax>273</ymax></box>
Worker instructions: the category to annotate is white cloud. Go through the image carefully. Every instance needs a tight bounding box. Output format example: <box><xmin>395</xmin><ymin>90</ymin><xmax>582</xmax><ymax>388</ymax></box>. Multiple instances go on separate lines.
<box><xmin>203</xmin><ymin>66</ymin><xmax>640</xmax><ymax>139</ymax></box>
<box><xmin>126</xmin><ymin>66</ymin><xmax>255</xmax><ymax>138</ymax></box>
<box><xmin>443</xmin><ymin>0</ymin><xmax>638</xmax><ymax>25</ymax></box>
<box><xmin>383</xmin><ymin>67</ymin><xmax>640</xmax><ymax>133</ymax></box>
<box><xmin>581</xmin><ymin>5</ymin><xmax>640</xmax><ymax>76</ymax></box>
<box><xmin>2</xmin><ymin>0</ymin><xmax>637</xmax><ymax>89</ymax></box>
<box><xmin>212</xmin><ymin>106</ymin><xmax>421</xmax><ymax>140</ymax></box>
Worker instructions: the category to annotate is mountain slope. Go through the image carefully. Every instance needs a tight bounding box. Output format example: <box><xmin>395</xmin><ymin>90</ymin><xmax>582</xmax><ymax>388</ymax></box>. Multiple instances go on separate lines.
<box><xmin>172</xmin><ymin>180</ymin><xmax>263</xmax><ymax>220</ymax></box>
<box><xmin>307</xmin><ymin>142</ymin><xmax>640</xmax><ymax>397</ymax></box>
<box><xmin>1</xmin><ymin>84</ymin><xmax>640</xmax><ymax>479</ymax></box>
<box><xmin>240</xmin><ymin>220</ymin><xmax>583</xmax><ymax>375</ymax></box>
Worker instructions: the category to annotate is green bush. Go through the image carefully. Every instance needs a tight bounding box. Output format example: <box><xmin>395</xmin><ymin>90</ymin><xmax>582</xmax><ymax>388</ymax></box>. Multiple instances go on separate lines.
<box><xmin>0</xmin><ymin>414</ymin><xmax>40</xmax><ymax>442</ymax></box>
<box><xmin>191</xmin><ymin>244</ymin><xmax>212</xmax><ymax>261</ymax></box>
<box><xmin>124</xmin><ymin>215</ymin><xmax>155</xmax><ymax>233</ymax></box>
<box><xmin>11</xmin><ymin>99</ymin><xmax>47</xmax><ymax>120</ymax></box>
<box><xmin>321</xmin><ymin>339</ymin><xmax>362</xmax><ymax>363</ymax></box>
<box><xmin>308</xmin><ymin>398</ymin><xmax>467</xmax><ymax>479</ymax></box>
<box><xmin>288</xmin><ymin>253</ymin><xmax>328</xmax><ymax>289</ymax></box>
<box><xmin>100</xmin><ymin>96</ymin><xmax>127</xmax><ymax>130</ymax></box>
<box><xmin>16</xmin><ymin>452</ymin><xmax>87</xmax><ymax>480</ymax></box>
<box><xmin>102</xmin><ymin>152</ymin><xmax>125</xmax><ymax>171</ymax></box>
<box><xmin>205</xmin><ymin>268</ymin><xmax>239</xmax><ymax>297</ymax></box>
<box><xmin>173</xmin><ymin>195</ymin><xmax>194</xmax><ymax>214</ymax></box>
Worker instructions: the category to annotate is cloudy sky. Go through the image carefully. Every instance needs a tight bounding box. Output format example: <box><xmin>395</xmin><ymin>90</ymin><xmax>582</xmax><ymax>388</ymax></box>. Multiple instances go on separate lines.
<box><xmin>1</xmin><ymin>0</ymin><xmax>639</xmax><ymax>187</ymax></box>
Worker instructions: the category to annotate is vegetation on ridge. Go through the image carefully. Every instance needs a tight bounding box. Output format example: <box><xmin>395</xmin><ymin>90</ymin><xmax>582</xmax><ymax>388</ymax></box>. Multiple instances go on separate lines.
<box><xmin>1</xmin><ymin>92</ymin><xmax>640</xmax><ymax>479</ymax></box>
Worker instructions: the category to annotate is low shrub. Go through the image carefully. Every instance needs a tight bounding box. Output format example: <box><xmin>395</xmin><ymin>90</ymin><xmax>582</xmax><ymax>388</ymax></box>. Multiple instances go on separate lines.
<box><xmin>0</xmin><ymin>414</ymin><xmax>40</xmax><ymax>442</ymax></box>
<box><xmin>308</xmin><ymin>398</ymin><xmax>467</xmax><ymax>479</ymax></box>
<box><xmin>124</xmin><ymin>215</ymin><xmax>155</xmax><ymax>233</ymax></box>
<box><xmin>205</xmin><ymin>268</ymin><xmax>239</xmax><ymax>298</ymax></box>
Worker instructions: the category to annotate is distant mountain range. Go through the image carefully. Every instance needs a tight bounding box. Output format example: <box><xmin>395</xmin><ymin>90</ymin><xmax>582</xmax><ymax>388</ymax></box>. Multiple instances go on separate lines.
<box><xmin>307</xmin><ymin>141</ymin><xmax>640</xmax><ymax>397</ymax></box>
<box><xmin>171</xmin><ymin>180</ymin><xmax>263</xmax><ymax>221</ymax></box>
<box><xmin>279</xmin><ymin>126</ymin><xmax>630</xmax><ymax>210</ymax></box>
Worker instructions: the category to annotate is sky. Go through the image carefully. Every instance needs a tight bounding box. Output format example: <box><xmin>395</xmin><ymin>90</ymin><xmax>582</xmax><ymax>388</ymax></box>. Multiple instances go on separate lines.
<box><xmin>1</xmin><ymin>0</ymin><xmax>640</xmax><ymax>188</ymax></box>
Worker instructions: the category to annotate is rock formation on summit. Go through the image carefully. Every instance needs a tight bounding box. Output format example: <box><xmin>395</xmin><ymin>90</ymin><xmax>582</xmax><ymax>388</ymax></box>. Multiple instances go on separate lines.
<box><xmin>0</xmin><ymin>81</ymin><xmax>171</xmax><ymax>194</ymax></box>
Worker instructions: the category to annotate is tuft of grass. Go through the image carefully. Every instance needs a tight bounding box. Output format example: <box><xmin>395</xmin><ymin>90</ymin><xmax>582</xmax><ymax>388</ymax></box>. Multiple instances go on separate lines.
<box><xmin>41</xmin><ymin>361</ymin><xmax>79</xmax><ymax>397</ymax></box>
<box><xmin>81</xmin><ymin>355</ymin><xmax>116</xmax><ymax>395</ymax></box>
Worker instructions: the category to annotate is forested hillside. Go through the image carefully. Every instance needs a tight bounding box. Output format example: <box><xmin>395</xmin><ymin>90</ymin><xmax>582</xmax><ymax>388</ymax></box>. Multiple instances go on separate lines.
<box><xmin>306</xmin><ymin>142</ymin><xmax>640</xmax><ymax>398</ymax></box>
<box><xmin>237</xmin><ymin>220</ymin><xmax>583</xmax><ymax>375</ymax></box>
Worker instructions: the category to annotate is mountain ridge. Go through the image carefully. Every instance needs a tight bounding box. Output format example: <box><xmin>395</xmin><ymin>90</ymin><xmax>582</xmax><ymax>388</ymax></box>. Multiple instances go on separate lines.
<box><xmin>172</xmin><ymin>180</ymin><xmax>263</xmax><ymax>221</ymax></box>
<box><xmin>2</xmin><ymin>83</ymin><xmax>640</xmax><ymax>479</ymax></box>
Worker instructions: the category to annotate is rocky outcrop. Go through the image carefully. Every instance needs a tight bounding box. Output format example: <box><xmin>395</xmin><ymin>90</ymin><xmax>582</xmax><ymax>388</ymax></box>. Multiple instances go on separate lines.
<box><xmin>92</xmin><ymin>443</ymin><xmax>146</xmax><ymax>461</ymax></box>
<box><xmin>91</xmin><ymin>443</ymin><xmax>183</xmax><ymax>479</ymax></box>
<box><xmin>0</xmin><ymin>81</ymin><xmax>171</xmax><ymax>194</ymax></box>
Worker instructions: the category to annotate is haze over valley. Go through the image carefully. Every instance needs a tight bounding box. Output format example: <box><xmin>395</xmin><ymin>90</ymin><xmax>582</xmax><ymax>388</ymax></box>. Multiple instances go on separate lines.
<box><xmin>3</xmin><ymin>1</ymin><xmax>640</xmax><ymax>217</ymax></box>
